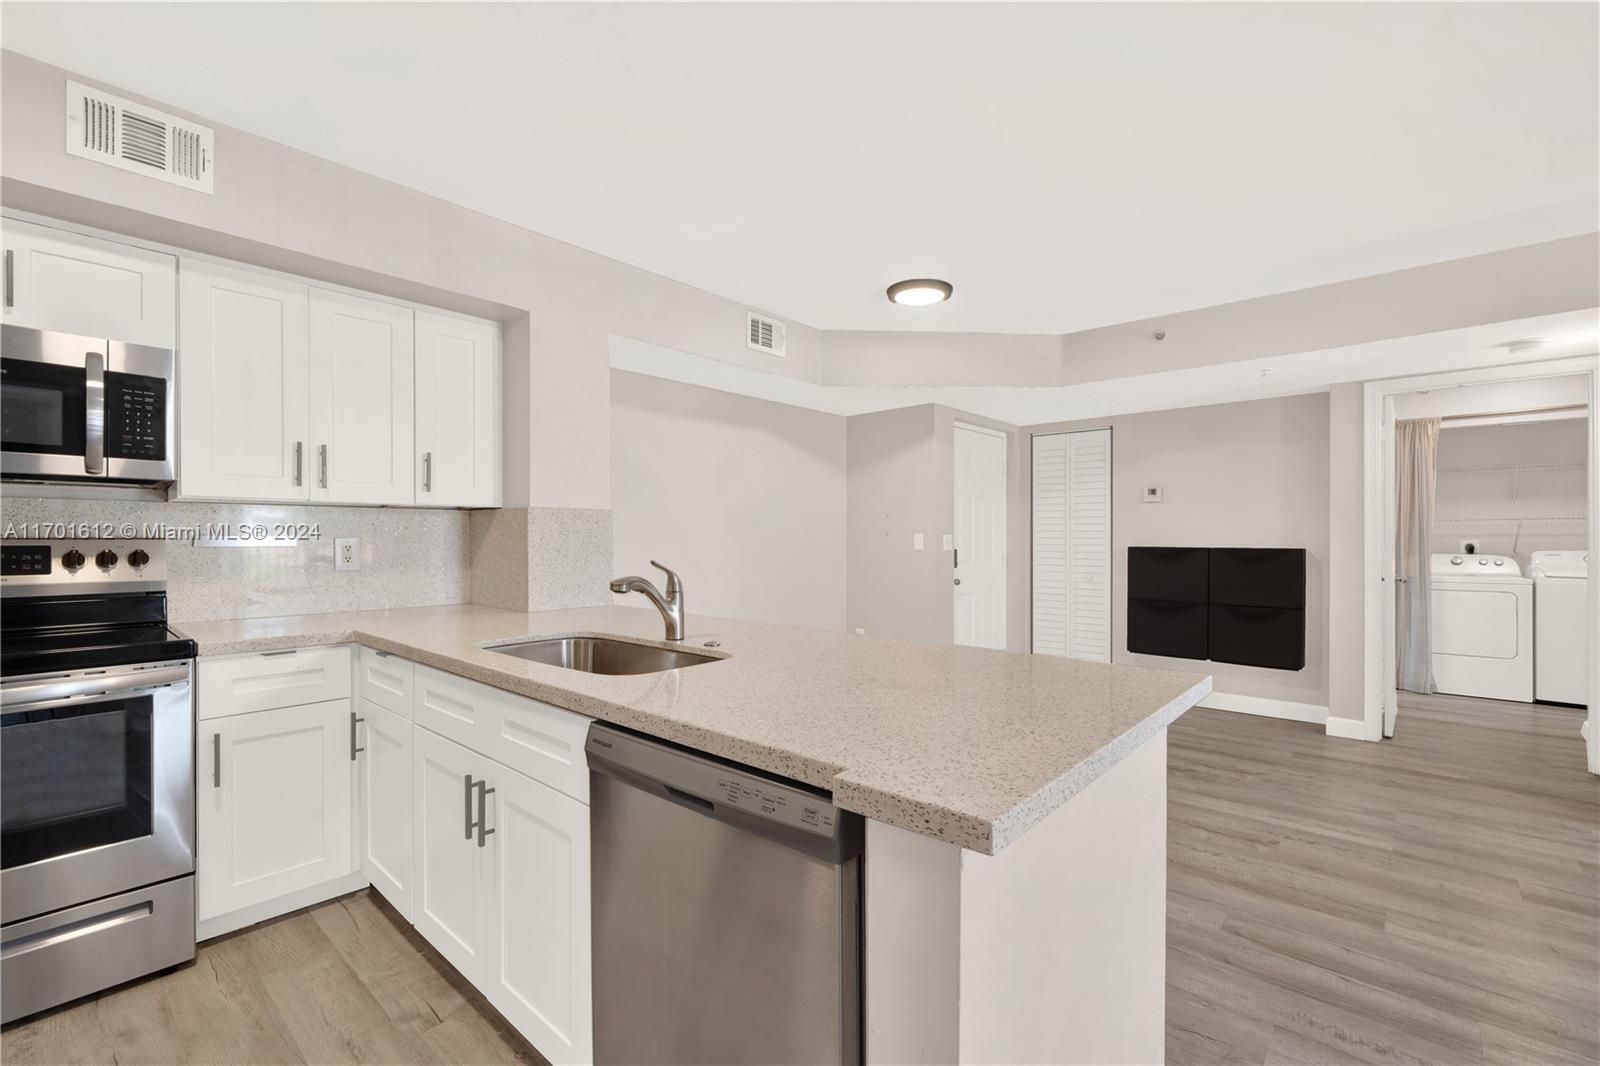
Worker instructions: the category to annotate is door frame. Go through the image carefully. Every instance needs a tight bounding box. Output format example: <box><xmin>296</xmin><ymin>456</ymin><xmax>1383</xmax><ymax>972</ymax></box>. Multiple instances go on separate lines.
<box><xmin>1360</xmin><ymin>355</ymin><xmax>1599</xmax><ymax>771</ymax></box>
<box><xmin>953</xmin><ymin>420</ymin><xmax>1009</xmax><ymax>650</ymax></box>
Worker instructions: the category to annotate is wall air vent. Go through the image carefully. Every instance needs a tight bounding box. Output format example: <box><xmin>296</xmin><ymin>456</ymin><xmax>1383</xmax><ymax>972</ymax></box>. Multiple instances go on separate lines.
<box><xmin>66</xmin><ymin>80</ymin><xmax>214</xmax><ymax>194</ymax></box>
<box><xmin>746</xmin><ymin>311</ymin><xmax>785</xmax><ymax>356</ymax></box>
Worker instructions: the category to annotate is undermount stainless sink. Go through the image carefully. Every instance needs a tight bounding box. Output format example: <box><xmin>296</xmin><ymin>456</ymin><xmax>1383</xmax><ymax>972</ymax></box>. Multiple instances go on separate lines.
<box><xmin>492</xmin><ymin>636</ymin><xmax>721</xmax><ymax>675</ymax></box>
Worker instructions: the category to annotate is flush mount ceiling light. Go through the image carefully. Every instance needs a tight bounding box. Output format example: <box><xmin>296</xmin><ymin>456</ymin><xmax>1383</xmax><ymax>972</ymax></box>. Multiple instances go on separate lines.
<box><xmin>886</xmin><ymin>278</ymin><xmax>953</xmax><ymax>306</ymax></box>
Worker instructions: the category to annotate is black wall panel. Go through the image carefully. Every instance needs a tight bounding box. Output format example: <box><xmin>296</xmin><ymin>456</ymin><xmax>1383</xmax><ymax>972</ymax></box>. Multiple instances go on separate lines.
<box><xmin>1126</xmin><ymin>546</ymin><xmax>1306</xmax><ymax>671</ymax></box>
<box><xmin>1210</xmin><ymin>548</ymin><xmax>1306</xmax><ymax>609</ymax></box>
<box><xmin>1128</xmin><ymin>547</ymin><xmax>1208</xmax><ymax>603</ymax></box>
<box><xmin>1128</xmin><ymin>599</ymin><xmax>1208</xmax><ymax>659</ymax></box>
<box><xmin>1208</xmin><ymin>604</ymin><xmax>1306</xmax><ymax>670</ymax></box>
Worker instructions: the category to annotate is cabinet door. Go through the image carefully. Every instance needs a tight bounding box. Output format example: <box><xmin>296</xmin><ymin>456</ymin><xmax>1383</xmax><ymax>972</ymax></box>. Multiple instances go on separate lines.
<box><xmin>485</xmin><ymin>763</ymin><xmax>593</xmax><ymax>1066</ymax></box>
<box><xmin>412</xmin><ymin>726</ymin><xmax>492</xmax><ymax>986</ymax></box>
<box><xmin>359</xmin><ymin>699</ymin><xmax>414</xmax><ymax>919</ymax></box>
<box><xmin>197</xmin><ymin>700</ymin><xmax>354</xmax><ymax>921</ymax></box>
<box><xmin>414</xmin><ymin>311</ymin><xmax>500</xmax><ymax>508</ymax></box>
<box><xmin>177</xmin><ymin>259</ymin><xmax>310</xmax><ymax>501</ymax></box>
<box><xmin>309</xmin><ymin>288</ymin><xmax>414</xmax><ymax>505</ymax></box>
<box><xmin>2</xmin><ymin>217</ymin><xmax>176</xmax><ymax>347</ymax></box>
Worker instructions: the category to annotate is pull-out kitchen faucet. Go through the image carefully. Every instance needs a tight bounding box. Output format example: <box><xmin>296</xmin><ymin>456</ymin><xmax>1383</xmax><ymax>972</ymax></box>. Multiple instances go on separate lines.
<box><xmin>610</xmin><ymin>560</ymin><xmax>685</xmax><ymax>641</ymax></box>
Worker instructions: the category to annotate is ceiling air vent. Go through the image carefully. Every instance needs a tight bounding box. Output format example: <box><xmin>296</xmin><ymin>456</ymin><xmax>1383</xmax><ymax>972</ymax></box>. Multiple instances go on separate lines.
<box><xmin>746</xmin><ymin>311</ymin><xmax>785</xmax><ymax>356</ymax></box>
<box><xmin>66</xmin><ymin>80</ymin><xmax>214</xmax><ymax>194</ymax></box>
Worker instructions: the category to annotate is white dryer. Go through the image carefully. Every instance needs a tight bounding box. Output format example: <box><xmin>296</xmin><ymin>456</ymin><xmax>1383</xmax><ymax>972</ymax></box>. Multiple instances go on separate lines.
<box><xmin>1529</xmin><ymin>550</ymin><xmax>1589</xmax><ymax>706</ymax></box>
<box><xmin>1429</xmin><ymin>553</ymin><xmax>1533</xmax><ymax>703</ymax></box>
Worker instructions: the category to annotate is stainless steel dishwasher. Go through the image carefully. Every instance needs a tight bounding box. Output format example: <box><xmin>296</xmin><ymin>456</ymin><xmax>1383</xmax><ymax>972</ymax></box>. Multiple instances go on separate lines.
<box><xmin>586</xmin><ymin>723</ymin><xmax>863</xmax><ymax>1066</ymax></box>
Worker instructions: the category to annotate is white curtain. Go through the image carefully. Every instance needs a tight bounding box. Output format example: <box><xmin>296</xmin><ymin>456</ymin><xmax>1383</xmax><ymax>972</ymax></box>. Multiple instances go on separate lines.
<box><xmin>1395</xmin><ymin>417</ymin><xmax>1441</xmax><ymax>693</ymax></box>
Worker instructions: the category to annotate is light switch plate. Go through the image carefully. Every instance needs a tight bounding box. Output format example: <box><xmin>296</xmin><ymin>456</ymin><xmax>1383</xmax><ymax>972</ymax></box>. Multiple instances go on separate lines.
<box><xmin>913</xmin><ymin>532</ymin><xmax>925</xmax><ymax>551</ymax></box>
<box><xmin>336</xmin><ymin>537</ymin><xmax>359</xmax><ymax>571</ymax></box>
<box><xmin>942</xmin><ymin>533</ymin><xmax>954</xmax><ymax>551</ymax></box>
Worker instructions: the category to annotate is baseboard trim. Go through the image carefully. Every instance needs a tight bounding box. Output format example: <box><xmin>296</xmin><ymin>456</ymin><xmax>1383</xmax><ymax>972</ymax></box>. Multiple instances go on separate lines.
<box><xmin>197</xmin><ymin>870</ymin><xmax>369</xmax><ymax>942</ymax></box>
<box><xmin>1199</xmin><ymin>692</ymin><xmax>1328</xmax><ymax>724</ymax></box>
<box><xmin>1324</xmin><ymin>715</ymin><xmax>1373</xmax><ymax>741</ymax></box>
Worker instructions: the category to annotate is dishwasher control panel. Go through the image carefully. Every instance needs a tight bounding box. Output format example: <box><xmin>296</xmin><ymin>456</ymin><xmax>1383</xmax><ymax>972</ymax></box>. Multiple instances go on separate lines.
<box><xmin>587</xmin><ymin>723</ymin><xmax>844</xmax><ymax>840</ymax></box>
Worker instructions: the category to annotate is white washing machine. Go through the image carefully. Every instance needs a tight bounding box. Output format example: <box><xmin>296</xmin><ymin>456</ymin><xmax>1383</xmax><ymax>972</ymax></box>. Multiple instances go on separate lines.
<box><xmin>1429</xmin><ymin>553</ymin><xmax>1533</xmax><ymax>703</ymax></box>
<box><xmin>1529</xmin><ymin>550</ymin><xmax>1590</xmax><ymax>706</ymax></box>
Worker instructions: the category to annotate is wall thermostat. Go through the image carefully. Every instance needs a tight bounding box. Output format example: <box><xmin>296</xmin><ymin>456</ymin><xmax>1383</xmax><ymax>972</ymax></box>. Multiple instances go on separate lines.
<box><xmin>1142</xmin><ymin>485</ymin><xmax>1163</xmax><ymax>503</ymax></box>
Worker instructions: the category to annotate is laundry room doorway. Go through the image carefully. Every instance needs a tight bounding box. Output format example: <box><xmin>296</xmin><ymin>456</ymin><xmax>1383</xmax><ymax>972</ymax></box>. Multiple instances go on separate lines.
<box><xmin>1363</xmin><ymin>357</ymin><xmax>1599</xmax><ymax>772</ymax></box>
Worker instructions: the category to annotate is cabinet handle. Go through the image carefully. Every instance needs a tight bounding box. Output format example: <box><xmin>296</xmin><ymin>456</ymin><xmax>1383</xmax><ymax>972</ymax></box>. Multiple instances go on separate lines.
<box><xmin>212</xmin><ymin>733</ymin><xmax>221</xmax><ymax>788</ymax></box>
<box><xmin>293</xmin><ymin>441</ymin><xmax>303</xmax><ymax>487</ymax></box>
<box><xmin>476</xmin><ymin>780</ymin><xmax>496</xmax><ymax>848</ymax></box>
<box><xmin>423</xmin><ymin>451</ymin><xmax>432</xmax><ymax>493</ymax></box>
<box><xmin>3</xmin><ymin>249</ymin><xmax>13</xmax><ymax>309</ymax></box>
<box><xmin>464</xmin><ymin>773</ymin><xmax>476</xmax><ymax>840</ymax></box>
<box><xmin>318</xmin><ymin>444</ymin><xmax>328</xmax><ymax>489</ymax></box>
<box><xmin>349</xmin><ymin>711</ymin><xmax>365</xmax><ymax>761</ymax></box>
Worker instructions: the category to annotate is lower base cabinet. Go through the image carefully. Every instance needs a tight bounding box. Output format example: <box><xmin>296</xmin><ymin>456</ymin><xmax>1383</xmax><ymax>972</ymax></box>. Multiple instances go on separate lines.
<box><xmin>198</xmin><ymin>648</ymin><xmax>592</xmax><ymax>1065</ymax></box>
<box><xmin>360</xmin><ymin>698</ymin><xmax>415</xmax><ymax>919</ymax></box>
<box><xmin>411</xmin><ymin>724</ymin><xmax>595</xmax><ymax>1066</ymax></box>
<box><xmin>197</xmin><ymin>699</ymin><xmax>354</xmax><ymax>921</ymax></box>
<box><xmin>486</xmin><ymin>757</ymin><xmax>593</xmax><ymax>1066</ymax></box>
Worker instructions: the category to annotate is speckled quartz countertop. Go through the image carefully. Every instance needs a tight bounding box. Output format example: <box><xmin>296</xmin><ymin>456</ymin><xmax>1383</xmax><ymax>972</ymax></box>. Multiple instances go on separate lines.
<box><xmin>174</xmin><ymin>603</ymin><xmax>1211</xmax><ymax>855</ymax></box>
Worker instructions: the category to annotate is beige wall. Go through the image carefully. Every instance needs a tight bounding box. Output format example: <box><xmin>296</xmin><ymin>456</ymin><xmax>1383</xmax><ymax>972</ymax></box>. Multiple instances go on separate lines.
<box><xmin>609</xmin><ymin>371</ymin><xmax>846</xmax><ymax>631</ymax></box>
<box><xmin>1327</xmin><ymin>382</ymin><xmax>1368</xmax><ymax>725</ymax></box>
<box><xmin>844</xmin><ymin>405</ymin><xmax>1030</xmax><ymax>650</ymax></box>
<box><xmin>1432</xmin><ymin>419</ymin><xmax>1590</xmax><ymax>555</ymax></box>
<box><xmin>1031</xmin><ymin>394</ymin><xmax>1333</xmax><ymax>708</ymax></box>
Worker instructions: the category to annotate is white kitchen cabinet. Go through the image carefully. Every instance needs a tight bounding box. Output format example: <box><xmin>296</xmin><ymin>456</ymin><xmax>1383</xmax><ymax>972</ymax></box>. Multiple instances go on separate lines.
<box><xmin>2</xmin><ymin>217</ymin><xmax>176</xmax><ymax>347</ymax></box>
<box><xmin>359</xmin><ymin>698</ymin><xmax>415</xmax><ymax>919</ymax></box>
<box><xmin>197</xmin><ymin>699</ymin><xmax>355</xmax><ymax>921</ymax></box>
<box><xmin>415</xmin><ymin>311</ymin><xmax>500</xmax><ymax>508</ymax></box>
<box><xmin>412</xmin><ymin>725</ymin><xmax>494</xmax><ymax>985</ymax></box>
<box><xmin>485</xmin><ymin>763</ymin><xmax>593</xmax><ymax>1066</ymax></box>
<box><xmin>177</xmin><ymin>259</ymin><xmax>311</xmax><ymax>501</ymax></box>
<box><xmin>309</xmin><ymin>288</ymin><xmax>415</xmax><ymax>505</ymax></box>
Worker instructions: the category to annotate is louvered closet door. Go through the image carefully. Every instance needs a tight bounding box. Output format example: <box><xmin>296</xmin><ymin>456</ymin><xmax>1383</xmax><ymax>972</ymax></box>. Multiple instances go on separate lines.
<box><xmin>1032</xmin><ymin>429</ymin><xmax>1112</xmax><ymax>661</ymax></box>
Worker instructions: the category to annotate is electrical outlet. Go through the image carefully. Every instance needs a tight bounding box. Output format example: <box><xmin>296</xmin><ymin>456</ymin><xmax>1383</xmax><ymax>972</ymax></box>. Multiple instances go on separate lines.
<box><xmin>335</xmin><ymin>537</ymin><xmax>359</xmax><ymax>571</ymax></box>
<box><xmin>942</xmin><ymin>533</ymin><xmax>954</xmax><ymax>552</ymax></box>
<box><xmin>854</xmin><ymin>627</ymin><xmax>865</xmax><ymax>635</ymax></box>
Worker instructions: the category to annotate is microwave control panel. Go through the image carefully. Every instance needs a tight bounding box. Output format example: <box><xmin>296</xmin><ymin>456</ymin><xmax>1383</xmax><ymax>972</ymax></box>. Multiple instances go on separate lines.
<box><xmin>105</xmin><ymin>372</ymin><xmax>168</xmax><ymax>461</ymax></box>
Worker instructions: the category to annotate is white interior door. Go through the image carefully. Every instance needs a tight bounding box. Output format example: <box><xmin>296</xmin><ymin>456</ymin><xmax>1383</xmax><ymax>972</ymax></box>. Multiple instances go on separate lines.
<box><xmin>309</xmin><ymin>288</ymin><xmax>415</xmax><ymax>504</ymax></box>
<box><xmin>954</xmin><ymin>423</ymin><xmax>1008</xmax><ymax>650</ymax></box>
<box><xmin>1031</xmin><ymin>429</ymin><xmax>1112</xmax><ymax>661</ymax></box>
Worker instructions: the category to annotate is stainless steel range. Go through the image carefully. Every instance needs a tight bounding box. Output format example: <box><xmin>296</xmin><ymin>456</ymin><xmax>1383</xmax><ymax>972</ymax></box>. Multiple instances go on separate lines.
<box><xmin>0</xmin><ymin>540</ymin><xmax>196</xmax><ymax>1023</ymax></box>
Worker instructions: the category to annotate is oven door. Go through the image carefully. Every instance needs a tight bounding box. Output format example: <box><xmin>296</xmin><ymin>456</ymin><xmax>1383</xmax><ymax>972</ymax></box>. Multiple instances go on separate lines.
<box><xmin>0</xmin><ymin>325</ymin><xmax>104</xmax><ymax>480</ymax></box>
<box><xmin>0</xmin><ymin>661</ymin><xmax>194</xmax><ymax>923</ymax></box>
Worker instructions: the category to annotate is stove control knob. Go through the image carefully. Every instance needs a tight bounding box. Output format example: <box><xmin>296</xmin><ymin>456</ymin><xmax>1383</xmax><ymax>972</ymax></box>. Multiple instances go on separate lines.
<box><xmin>62</xmin><ymin>548</ymin><xmax>86</xmax><ymax>571</ymax></box>
<box><xmin>128</xmin><ymin>549</ymin><xmax>151</xmax><ymax>570</ymax></box>
<box><xmin>95</xmin><ymin>549</ymin><xmax>119</xmax><ymax>571</ymax></box>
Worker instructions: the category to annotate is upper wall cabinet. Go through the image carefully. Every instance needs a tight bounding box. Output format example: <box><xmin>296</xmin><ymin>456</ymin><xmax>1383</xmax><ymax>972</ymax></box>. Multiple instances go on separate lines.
<box><xmin>178</xmin><ymin>260</ymin><xmax>311</xmax><ymax>501</ymax></box>
<box><xmin>415</xmin><ymin>311</ymin><xmax>500</xmax><ymax>508</ymax></box>
<box><xmin>2</xmin><ymin>218</ymin><xmax>176</xmax><ymax>348</ymax></box>
<box><xmin>173</xmin><ymin>250</ymin><xmax>502</xmax><ymax>508</ymax></box>
<box><xmin>309</xmin><ymin>289</ymin><xmax>415</xmax><ymax>506</ymax></box>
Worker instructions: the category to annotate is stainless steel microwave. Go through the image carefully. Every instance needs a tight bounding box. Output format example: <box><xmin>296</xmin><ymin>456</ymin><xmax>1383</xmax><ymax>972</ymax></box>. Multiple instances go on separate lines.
<box><xmin>0</xmin><ymin>324</ymin><xmax>174</xmax><ymax>484</ymax></box>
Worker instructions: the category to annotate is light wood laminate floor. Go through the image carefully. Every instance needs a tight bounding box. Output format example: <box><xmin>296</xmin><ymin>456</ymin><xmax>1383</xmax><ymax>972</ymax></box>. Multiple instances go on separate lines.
<box><xmin>1168</xmin><ymin>695</ymin><xmax>1598</xmax><ymax>1065</ymax></box>
<box><xmin>5</xmin><ymin>695</ymin><xmax>1595</xmax><ymax>1065</ymax></box>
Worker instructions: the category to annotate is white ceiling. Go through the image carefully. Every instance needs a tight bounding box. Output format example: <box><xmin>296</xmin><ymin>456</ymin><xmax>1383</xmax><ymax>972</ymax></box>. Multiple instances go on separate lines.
<box><xmin>4</xmin><ymin>3</ymin><xmax>1596</xmax><ymax>334</ymax></box>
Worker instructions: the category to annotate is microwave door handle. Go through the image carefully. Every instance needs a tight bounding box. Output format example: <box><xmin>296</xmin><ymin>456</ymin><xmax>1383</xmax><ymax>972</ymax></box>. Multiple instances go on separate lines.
<box><xmin>84</xmin><ymin>349</ymin><xmax>105</xmax><ymax>475</ymax></box>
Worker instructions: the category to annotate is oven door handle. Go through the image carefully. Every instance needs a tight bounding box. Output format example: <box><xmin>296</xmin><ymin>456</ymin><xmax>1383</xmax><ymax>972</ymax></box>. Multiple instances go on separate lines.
<box><xmin>84</xmin><ymin>348</ymin><xmax>106</xmax><ymax>475</ymax></box>
<box><xmin>0</xmin><ymin>665</ymin><xmax>191</xmax><ymax>712</ymax></box>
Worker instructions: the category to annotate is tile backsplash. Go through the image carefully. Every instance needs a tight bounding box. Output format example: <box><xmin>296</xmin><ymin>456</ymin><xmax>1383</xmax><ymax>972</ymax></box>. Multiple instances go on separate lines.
<box><xmin>0</xmin><ymin>495</ymin><xmax>469</xmax><ymax>621</ymax></box>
